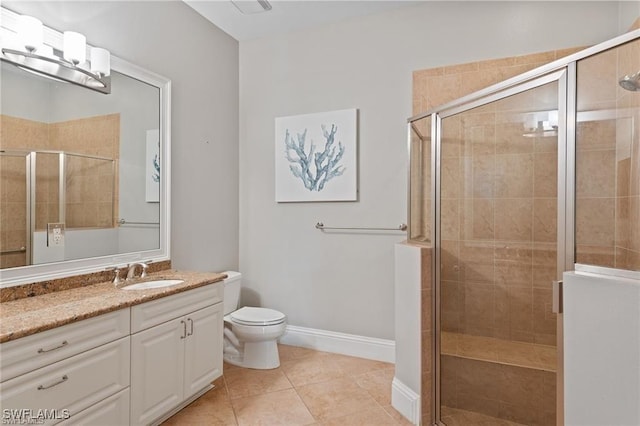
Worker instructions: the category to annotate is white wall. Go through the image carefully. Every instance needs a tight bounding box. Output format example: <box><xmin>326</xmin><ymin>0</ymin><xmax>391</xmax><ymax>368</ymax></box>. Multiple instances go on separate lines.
<box><xmin>0</xmin><ymin>65</ymin><xmax>51</xmax><ymax>122</ymax></box>
<box><xmin>239</xmin><ymin>1</ymin><xmax>623</xmax><ymax>340</ymax></box>
<box><xmin>619</xmin><ymin>1</ymin><xmax>640</xmax><ymax>32</ymax></box>
<box><xmin>393</xmin><ymin>243</ymin><xmax>422</xmax><ymax>422</ymax></box>
<box><xmin>563</xmin><ymin>271</ymin><xmax>640</xmax><ymax>426</ymax></box>
<box><xmin>4</xmin><ymin>0</ymin><xmax>240</xmax><ymax>273</ymax></box>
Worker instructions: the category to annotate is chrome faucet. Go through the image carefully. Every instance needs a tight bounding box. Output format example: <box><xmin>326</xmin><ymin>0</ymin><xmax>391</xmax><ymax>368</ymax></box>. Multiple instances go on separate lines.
<box><xmin>126</xmin><ymin>262</ymin><xmax>149</xmax><ymax>280</ymax></box>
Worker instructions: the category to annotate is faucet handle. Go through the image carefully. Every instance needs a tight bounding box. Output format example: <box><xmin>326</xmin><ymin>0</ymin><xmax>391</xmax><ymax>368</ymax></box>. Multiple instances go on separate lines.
<box><xmin>106</xmin><ymin>266</ymin><xmax>125</xmax><ymax>286</ymax></box>
<box><xmin>140</xmin><ymin>262</ymin><xmax>149</xmax><ymax>278</ymax></box>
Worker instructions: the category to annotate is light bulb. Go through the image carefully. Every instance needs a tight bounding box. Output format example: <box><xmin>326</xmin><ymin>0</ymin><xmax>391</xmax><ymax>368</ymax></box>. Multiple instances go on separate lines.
<box><xmin>17</xmin><ymin>15</ymin><xmax>42</xmax><ymax>52</ymax></box>
<box><xmin>90</xmin><ymin>47</ymin><xmax>110</xmax><ymax>76</ymax></box>
<box><xmin>63</xmin><ymin>31</ymin><xmax>86</xmax><ymax>65</ymax></box>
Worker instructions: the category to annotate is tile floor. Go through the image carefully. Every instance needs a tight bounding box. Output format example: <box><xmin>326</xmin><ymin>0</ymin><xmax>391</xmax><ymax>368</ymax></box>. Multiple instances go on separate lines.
<box><xmin>162</xmin><ymin>344</ymin><xmax>412</xmax><ymax>426</ymax></box>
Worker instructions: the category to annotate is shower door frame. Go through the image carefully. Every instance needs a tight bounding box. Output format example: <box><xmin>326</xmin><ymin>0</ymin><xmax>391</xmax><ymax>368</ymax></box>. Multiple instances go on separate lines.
<box><xmin>431</xmin><ymin>69</ymin><xmax>570</xmax><ymax>426</ymax></box>
<box><xmin>407</xmin><ymin>28</ymin><xmax>640</xmax><ymax>426</ymax></box>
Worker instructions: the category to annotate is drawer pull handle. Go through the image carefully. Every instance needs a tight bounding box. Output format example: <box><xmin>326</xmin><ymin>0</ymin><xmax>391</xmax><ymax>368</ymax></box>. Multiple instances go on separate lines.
<box><xmin>37</xmin><ymin>340</ymin><xmax>68</xmax><ymax>353</ymax></box>
<box><xmin>181</xmin><ymin>320</ymin><xmax>187</xmax><ymax>339</ymax></box>
<box><xmin>187</xmin><ymin>318</ymin><xmax>194</xmax><ymax>336</ymax></box>
<box><xmin>37</xmin><ymin>375</ymin><xmax>68</xmax><ymax>390</ymax></box>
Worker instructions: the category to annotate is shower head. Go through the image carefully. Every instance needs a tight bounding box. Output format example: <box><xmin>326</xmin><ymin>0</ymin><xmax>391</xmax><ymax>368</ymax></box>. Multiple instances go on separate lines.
<box><xmin>619</xmin><ymin>71</ymin><xmax>640</xmax><ymax>92</ymax></box>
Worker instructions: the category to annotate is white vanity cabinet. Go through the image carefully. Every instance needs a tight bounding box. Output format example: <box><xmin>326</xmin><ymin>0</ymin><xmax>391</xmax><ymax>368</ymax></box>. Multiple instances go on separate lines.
<box><xmin>0</xmin><ymin>310</ymin><xmax>131</xmax><ymax>425</ymax></box>
<box><xmin>130</xmin><ymin>284</ymin><xmax>223</xmax><ymax>426</ymax></box>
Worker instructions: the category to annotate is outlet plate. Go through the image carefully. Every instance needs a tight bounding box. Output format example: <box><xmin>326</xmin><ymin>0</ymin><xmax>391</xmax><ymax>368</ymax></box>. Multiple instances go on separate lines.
<box><xmin>47</xmin><ymin>223</ymin><xmax>65</xmax><ymax>247</ymax></box>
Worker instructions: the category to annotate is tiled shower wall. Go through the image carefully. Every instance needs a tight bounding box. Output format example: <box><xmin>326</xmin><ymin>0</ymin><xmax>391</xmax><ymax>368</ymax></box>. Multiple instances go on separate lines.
<box><xmin>0</xmin><ymin>114</ymin><xmax>119</xmax><ymax>267</ymax></box>
<box><xmin>410</xmin><ymin>47</ymin><xmax>584</xmax><ymax>246</ymax></box>
<box><xmin>410</xmin><ymin>48</ymin><xmax>581</xmax><ymax>346</ymax></box>
<box><xmin>575</xmin><ymin>38</ymin><xmax>640</xmax><ymax>271</ymax></box>
<box><xmin>411</xmin><ymin>47</ymin><xmax>585</xmax><ymax>425</ymax></box>
<box><xmin>49</xmin><ymin>114</ymin><xmax>120</xmax><ymax>229</ymax></box>
<box><xmin>438</xmin><ymin>87</ymin><xmax>559</xmax><ymax>345</ymax></box>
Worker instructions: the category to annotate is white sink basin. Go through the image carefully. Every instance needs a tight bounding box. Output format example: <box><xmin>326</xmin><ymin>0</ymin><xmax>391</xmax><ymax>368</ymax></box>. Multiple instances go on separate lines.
<box><xmin>121</xmin><ymin>279</ymin><xmax>184</xmax><ymax>290</ymax></box>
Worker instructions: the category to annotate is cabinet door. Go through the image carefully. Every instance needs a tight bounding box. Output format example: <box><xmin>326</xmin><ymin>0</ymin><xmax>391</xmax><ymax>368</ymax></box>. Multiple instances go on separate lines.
<box><xmin>130</xmin><ymin>318</ymin><xmax>185</xmax><ymax>426</ymax></box>
<box><xmin>183</xmin><ymin>304</ymin><xmax>223</xmax><ymax>399</ymax></box>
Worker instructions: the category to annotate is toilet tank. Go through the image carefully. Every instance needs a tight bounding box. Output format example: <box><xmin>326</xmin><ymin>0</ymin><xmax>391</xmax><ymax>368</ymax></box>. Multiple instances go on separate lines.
<box><xmin>222</xmin><ymin>271</ymin><xmax>242</xmax><ymax>315</ymax></box>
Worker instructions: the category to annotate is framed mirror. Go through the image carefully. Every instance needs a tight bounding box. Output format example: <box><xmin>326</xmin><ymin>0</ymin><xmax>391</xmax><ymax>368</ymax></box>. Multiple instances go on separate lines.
<box><xmin>0</xmin><ymin>7</ymin><xmax>171</xmax><ymax>287</ymax></box>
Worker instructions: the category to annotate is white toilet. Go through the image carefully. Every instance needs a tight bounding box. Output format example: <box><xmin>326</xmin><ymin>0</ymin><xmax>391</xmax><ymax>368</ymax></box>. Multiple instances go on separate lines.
<box><xmin>222</xmin><ymin>271</ymin><xmax>287</xmax><ymax>369</ymax></box>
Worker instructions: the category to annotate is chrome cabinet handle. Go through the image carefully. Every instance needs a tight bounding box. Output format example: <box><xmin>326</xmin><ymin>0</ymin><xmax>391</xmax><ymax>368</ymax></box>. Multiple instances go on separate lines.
<box><xmin>180</xmin><ymin>320</ymin><xmax>187</xmax><ymax>339</ymax></box>
<box><xmin>37</xmin><ymin>375</ymin><xmax>68</xmax><ymax>390</ymax></box>
<box><xmin>37</xmin><ymin>340</ymin><xmax>68</xmax><ymax>353</ymax></box>
<box><xmin>187</xmin><ymin>318</ymin><xmax>193</xmax><ymax>336</ymax></box>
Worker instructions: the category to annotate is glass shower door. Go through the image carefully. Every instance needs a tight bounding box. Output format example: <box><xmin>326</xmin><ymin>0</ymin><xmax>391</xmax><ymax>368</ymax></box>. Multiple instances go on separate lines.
<box><xmin>437</xmin><ymin>74</ymin><xmax>564</xmax><ymax>426</ymax></box>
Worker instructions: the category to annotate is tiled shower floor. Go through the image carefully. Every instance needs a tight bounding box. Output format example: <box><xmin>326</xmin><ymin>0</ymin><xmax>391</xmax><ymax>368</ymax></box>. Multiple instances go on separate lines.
<box><xmin>161</xmin><ymin>344</ymin><xmax>412</xmax><ymax>425</ymax></box>
<box><xmin>441</xmin><ymin>406</ymin><xmax>527</xmax><ymax>426</ymax></box>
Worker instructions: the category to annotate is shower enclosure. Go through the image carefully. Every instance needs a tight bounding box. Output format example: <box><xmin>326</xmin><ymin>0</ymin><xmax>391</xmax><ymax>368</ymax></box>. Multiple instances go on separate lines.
<box><xmin>408</xmin><ymin>29</ymin><xmax>639</xmax><ymax>425</ymax></box>
<box><xmin>0</xmin><ymin>150</ymin><xmax>116</xmax><ymax>268</ymax></box>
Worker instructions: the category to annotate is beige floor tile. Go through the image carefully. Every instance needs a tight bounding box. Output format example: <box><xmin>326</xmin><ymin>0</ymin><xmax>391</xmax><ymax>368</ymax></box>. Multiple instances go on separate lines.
<box><xmin>281</xmin><ymin>352</ymin><xmax>344</xmax><ymax>387</ymax></box>
<box><xmin>163</xmin><ymin>348</ymin><xmax>417</xmax><ymax>426</ymax></box>
<box><xmin>382</xmin><ymin>405</ymin><xmax>414</xmax><ymax>426</ymax></box>
<box><xmin>296</xmin><ymin>377</ymin><xmax>380</xmax><ymax>421</ymax></box>
<box><xmin>331</xmin><ymin>353</ymin><xmax>393</xmax><ymax>377</ymax></box>
<box><xmin>162</xmin><ymin>382</ymin><xmax>237</xmax><ymax>426</ymax></box>
<box><xmin>224</xmin><ymin>367</ymin><xmax>293</xmax><ymax>399</ymax></box>
<box><xmin>354</xmin><ymin>367</ymin><xmax>395</xmax><ymax>405</ymax></box>
<box><xmin>278</xmin><ymin>344</ymin><xmax>321</xmax><ymax>362</ymax></box>
<box><xmin>224</xmin><ymin>361</ymin><xmax>240</xmax><ymax>371</ymax></box>
<box><xmin>317</xmin><ymin>405</ymin><xmax>398</xmax><ymax>426</ymax></box>
<box><xmin>231</xmin><ymin>388</ymin><xmax>315</xmax><ymax>426</ymax></box>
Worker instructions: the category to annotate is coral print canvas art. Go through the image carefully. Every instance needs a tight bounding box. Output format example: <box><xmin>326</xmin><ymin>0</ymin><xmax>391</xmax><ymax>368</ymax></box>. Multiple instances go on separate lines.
<box><xmin>275</xmin><ymin>108</ymin><xmax>358</xmax><ymax>202</ymax></box>
<box><xmin>145</xmin><ymin>129</ymin><xmax>160</xmax><ymax>202</ymax></box>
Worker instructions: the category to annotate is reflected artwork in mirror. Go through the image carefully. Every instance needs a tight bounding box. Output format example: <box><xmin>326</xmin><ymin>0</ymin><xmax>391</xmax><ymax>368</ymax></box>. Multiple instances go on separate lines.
<box><xmin>0</xmin><ymin>6</ymin><xmax>171</xmax><ymax>287</ymax></box>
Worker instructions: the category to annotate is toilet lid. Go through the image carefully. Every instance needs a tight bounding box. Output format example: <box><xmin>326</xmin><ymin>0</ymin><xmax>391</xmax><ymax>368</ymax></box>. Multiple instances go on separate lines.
<box><xmin>230</xmin><ymin>307</ymin><xmax>286</xmax><ymax>326</ymax></box>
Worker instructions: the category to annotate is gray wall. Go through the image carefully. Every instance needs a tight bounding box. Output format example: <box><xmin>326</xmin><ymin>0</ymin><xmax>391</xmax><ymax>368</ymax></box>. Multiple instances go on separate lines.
<box><xmin>238</xmin><ymin>1</ymin><xmax>625</xmax><ymax>340</ymax></box>
<box><xmin>4</xmin><ymin>0</ymin><xmax>240</xmax><ymax>273</ymax></box>
<box><xmin>619</xmin><ymin>1</ymin><xmax>640</xmax><ymax>32</ymax></box>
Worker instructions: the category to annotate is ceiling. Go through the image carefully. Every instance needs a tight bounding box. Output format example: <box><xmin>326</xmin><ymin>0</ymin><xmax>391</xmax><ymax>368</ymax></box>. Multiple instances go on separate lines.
<box><xmin>183</xmin><ymin>0</ymin><xmax>421</xmax><ymax>41</ymax></box>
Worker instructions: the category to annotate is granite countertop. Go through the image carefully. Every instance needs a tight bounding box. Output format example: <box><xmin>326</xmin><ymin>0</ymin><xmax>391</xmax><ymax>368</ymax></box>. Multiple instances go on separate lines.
<box><xmin>0</xmin><ymin>270</ymin><xmax>226</xmax><ymax>344</ymax></box>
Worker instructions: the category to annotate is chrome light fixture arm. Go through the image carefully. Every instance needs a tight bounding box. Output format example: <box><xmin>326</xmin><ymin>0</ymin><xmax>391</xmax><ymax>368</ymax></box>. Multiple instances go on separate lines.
<box><xmin>1</xmin><ymin>47</ymin><xmax>111</xmax><ymax>94</ymax></box>
<box><xmin>0</xmin><ymin>8</ymin><xmax>111</xmax><ymax>94</ymax></box>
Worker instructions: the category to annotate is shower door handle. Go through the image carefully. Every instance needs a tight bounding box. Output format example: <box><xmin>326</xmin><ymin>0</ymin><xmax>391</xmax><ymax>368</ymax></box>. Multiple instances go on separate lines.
<box><xmin>552</xmin><ymin>280</ymin><xmax>563</xmax><ymax>314</ymax></box>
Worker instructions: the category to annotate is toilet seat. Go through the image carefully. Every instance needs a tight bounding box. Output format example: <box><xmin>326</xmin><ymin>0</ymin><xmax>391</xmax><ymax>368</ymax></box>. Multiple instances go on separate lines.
<box><xmin>230</xmin><ymin>306</ymin><xmax>286</xmax><ymax>326</ymax></box>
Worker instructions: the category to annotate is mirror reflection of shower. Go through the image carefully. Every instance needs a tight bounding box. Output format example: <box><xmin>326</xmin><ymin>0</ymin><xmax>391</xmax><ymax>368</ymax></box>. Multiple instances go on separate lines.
<box><xmin>619</xmin><ymin>71</ymin><xmax>640</xmax><ymax>91</ymax></box>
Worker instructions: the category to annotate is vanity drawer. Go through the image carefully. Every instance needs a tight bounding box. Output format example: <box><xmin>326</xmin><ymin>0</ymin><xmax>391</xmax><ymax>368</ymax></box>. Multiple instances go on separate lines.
<box><xmin>59</xmin><ymin>388</ymin><xmax>130</xmax><ymax>426</ymax></box>
<box><xmin>131</xmin><ymin>283</ymin><xmax>222</xmax><ymax>333</ymax></box>
<box><xmin>0</xmin><ymin>337</ymin><xmax>130</xmax><ymax>424</ymax></box>
<box><xmin>0</xmin><ymin>309</ymin><xmax>130</xmax><ymax>382</ymax></box>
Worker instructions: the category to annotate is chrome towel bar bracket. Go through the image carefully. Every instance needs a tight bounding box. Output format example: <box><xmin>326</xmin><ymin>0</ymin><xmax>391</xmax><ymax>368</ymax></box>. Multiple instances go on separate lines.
<box><xmin>118</xmin><ymin>219</ymin><xmax>159</xmax><ymax>226</ymax></box>
<box><xmin>315</xmin><ymin>222</ymin><xmax>407</xmax><ymax>232</ymax></box>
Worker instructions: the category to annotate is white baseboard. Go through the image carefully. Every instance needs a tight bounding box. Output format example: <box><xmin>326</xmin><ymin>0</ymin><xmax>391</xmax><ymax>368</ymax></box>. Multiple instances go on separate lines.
<box><xmin>279</xmin><ymin>325</ymin><xmax>395</xmax><ymax>363</ymax></box>
<box><xmin>391</xmin><ymin>377</ymin><xmax>420</xmax><ymax>425</ymax></box>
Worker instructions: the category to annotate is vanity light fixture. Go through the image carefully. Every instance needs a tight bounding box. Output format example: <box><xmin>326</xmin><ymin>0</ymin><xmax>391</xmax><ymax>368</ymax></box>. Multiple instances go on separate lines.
<box><xmin>1</xmin><ymin>14</ymin><xmax>111</xmax><ymax>94</ymax></box>
<box><xmin>231</xmin><ymin>0</ymin><xmax>272</xmax><ymax>14</ymax></box>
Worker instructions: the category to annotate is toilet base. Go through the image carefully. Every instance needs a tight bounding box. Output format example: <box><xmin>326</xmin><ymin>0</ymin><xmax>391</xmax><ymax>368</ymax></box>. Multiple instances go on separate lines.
<box><xmin>223</xmin><ymin>340</ymin><xmax>281</xmax><ymax>370</ymax></box>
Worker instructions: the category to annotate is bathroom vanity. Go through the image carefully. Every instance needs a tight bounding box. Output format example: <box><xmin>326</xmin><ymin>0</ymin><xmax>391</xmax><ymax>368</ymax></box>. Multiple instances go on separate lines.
<box><xmin>0</xmin><ymin>271</ymin><xmax>225</xmax><ymax>426</ymax></box>
<box><xmin>0</xmin><ymin>7</ymin><xmax>223</xmax><ymax>425</ymax></box>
